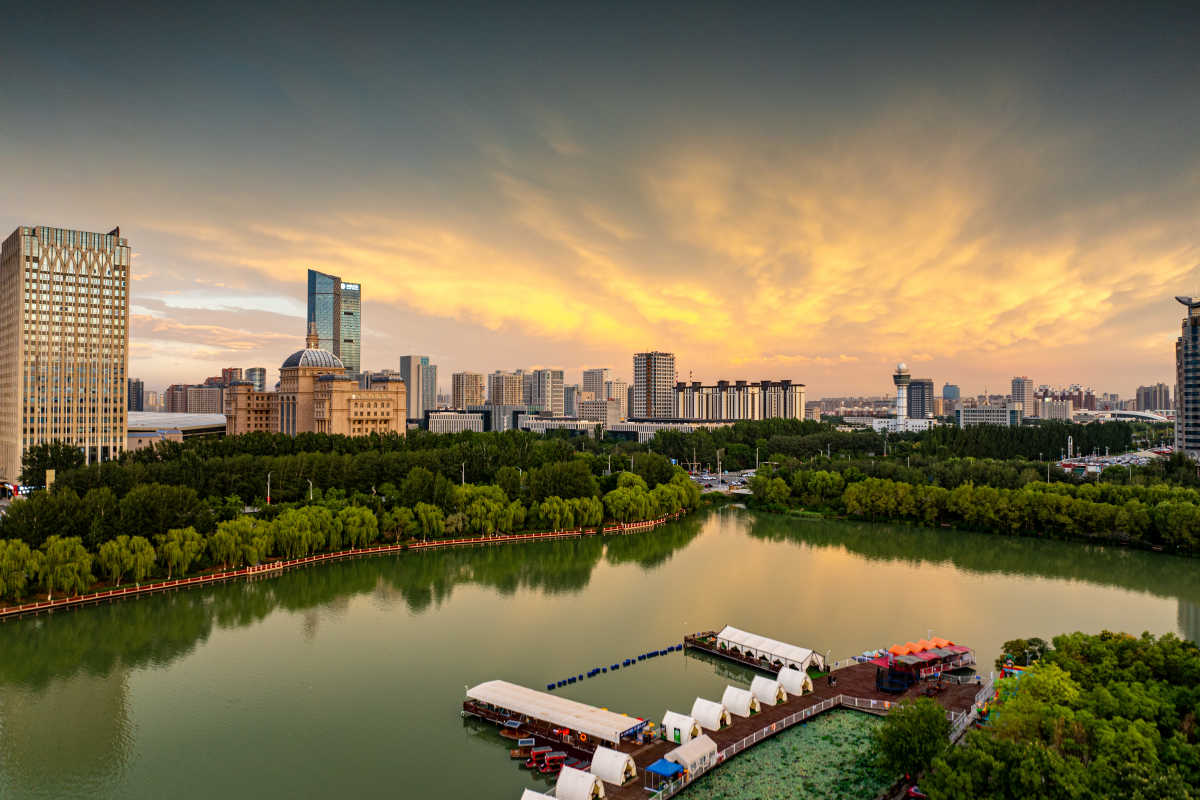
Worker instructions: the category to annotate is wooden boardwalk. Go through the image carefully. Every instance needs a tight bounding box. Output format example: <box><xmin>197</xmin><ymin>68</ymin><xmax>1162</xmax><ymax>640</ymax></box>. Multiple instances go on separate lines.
<box><xmin>472</xmin><ymin>661</ymin><xmax>989</xmax><ymax>800</ymax></box>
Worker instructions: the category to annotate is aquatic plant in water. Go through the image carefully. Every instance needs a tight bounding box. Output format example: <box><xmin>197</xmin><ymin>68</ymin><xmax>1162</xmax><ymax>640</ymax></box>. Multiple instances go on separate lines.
<box><xmin>681</xmin><ymin>711</ymin><xmax>887</xmax><ymax>800</ymax></box>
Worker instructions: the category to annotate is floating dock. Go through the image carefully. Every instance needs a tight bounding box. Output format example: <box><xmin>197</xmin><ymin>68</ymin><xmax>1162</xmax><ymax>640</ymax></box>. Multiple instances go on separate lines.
<box><xmin>464</xmin><ymin>627</ymin><xmax>991</xmax><ymax>800</ymax></box>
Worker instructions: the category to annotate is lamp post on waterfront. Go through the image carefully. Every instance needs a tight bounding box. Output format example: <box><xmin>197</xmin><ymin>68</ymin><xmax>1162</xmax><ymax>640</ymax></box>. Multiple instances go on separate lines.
<box><xmin>267</xmin><ymin>471</ymin><xmax>272</xmax><ymax>505</ymax></box>
<box><xmin>307</xmin><ymin>479</ymin><xmax>313</xmax><ymax>501</ymax></box>
<box><xmin>461</xmin><ymin>462</ymin><xmax>466</xmax><ymax>486</ymax></box>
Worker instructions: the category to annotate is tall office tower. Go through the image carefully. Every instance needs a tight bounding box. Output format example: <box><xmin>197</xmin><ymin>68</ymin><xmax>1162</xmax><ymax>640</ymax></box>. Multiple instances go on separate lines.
<box><xmin>452</xmin><ymin>372</ymin><xmax>486</xmax><ymax>409</ymax></box>
<box><xmin>564</xmin><ymin>384</ymin><xmax>581</xmax><ymax>417</ymax></box>
<box><xmin>530</xmin><ymin>368</ymin><xmax>565</xmax><ymax>416</ymax></box>
<box><xmin>892</xmin><ymin>363</ymin><xmax>911</xmax><ymax>422</ymax></box>
<box><xmin>399</xmin><ymin>355</ymin><xmax>434</xmax><ymax>418</ymax></box>
<box><xmin>632</xmin><ymin>352</ymin><xmax>675</xmax><ymax>418</ymax></box>
<box><xmin>1176</xmin><ymin>297</ymin><xmax>1200</xmax><ymax>458</ymax></box>
<box><xmin>605</xmin><ymin>378</ymin><xmax>628</xmax><ymax>419</ymax></box>
<box><xmin>144</xmin><ymin>390</ymin><xmax>161</xmax><ymax>411</ymax></box>
<box><xmin>488</xmin><ymin>370</ymin><xmax>523</xmax><ymax>405</ymax></box>
<box><xmin>420</xmin><ymin>358</ymin><xmax>437</xmax><ymax>413</ymax></box>
<box><xmin>246</xmin><ymin>367</ymin><xmax>266</xmax><ymax>392</ymax></box>
<box><xmin>1010</xmin><ymin>376</ymin><xmax>1033</xmax><ymax>418</ymax></box>
<box><xmin>582</xmin><ymin>368</ymin><xmax>611</xmax><ymax>401</ymax></box>
<box><xmin>220</xmin><ymin>367</ymin><xmax>243</xmax><ymax>386</ymax></box>
<box><xmin>518</xmin><ymin>370</ymin><xmax>534</xmax><ymax>405</ymax></box>
<box><xmin>339</xmin><ymin>280</ymin><xmax>361</xmax><ymax>374</ymax></box>
<box><xmin>306</xmin><ymin>269</ymin><xmax>362</xmax><ymax>375</ymax></box>
<box><xmin>942</xmin><ymin>383</ymin><xmax>961</xmax><ymax>408</ymax></box>
<box><xmin>0</xmin><ymin>226</ymin><xmax>130</xmax><ymax>481</ymax></box>
<box><xmin>127</xmin><ymin>378</ymin><xmax>144</xmax><ymax>412</ymax></box>
<box><xmin>907</xmin><ymin>378</ymin><xmax>935</xmax><ymax>419</ymax></box>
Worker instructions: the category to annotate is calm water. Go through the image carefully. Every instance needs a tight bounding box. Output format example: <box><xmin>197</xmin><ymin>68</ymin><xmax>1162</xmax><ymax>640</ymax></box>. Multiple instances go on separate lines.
<box><xmin>2</xmin><ymin>508</ymin><xmax>1198</xmax><ymax>799</ymax></box>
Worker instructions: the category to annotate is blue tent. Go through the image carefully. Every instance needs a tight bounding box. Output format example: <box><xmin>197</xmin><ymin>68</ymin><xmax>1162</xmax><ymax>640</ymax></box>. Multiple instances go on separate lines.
<box><xmin>646</xmin><ymin>759</ymin><xmax>684</xmax><ymax>778</ymax></box>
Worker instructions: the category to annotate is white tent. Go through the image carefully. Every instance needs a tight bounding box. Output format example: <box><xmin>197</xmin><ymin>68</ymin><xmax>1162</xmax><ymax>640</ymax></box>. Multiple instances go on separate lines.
<box><xmin>721</xmin><ymin>686</ymin><xmax>761</xmax><ymax>717</ymax></box>
<box><xmin>665</xmin><ymin>734</ymin><xmax>718</xmax><ymax>775</ymax></box>
<box><xmin>590</xmin><ymin>746</ymin><xmax>636</xmax><ymax>785</ymax></box>
<box><xmin>555</xmin><ymin>766</ymin><xmax>606</xmax><ymax>800</ymax></box>
<box><xmin>661</xmin><ymin>711</ymin><xmax>702</xmax><ymax>744</ymax></box>
<box><xmin>691</xmin><ymin>698</ymin><xmax>732</xmax><ymax>730</ymax></box>
<box><xmin>466</xmin><ymin>681</ymin><xmax>643</xmax><ymax>744</ymax></box>
<box><xmin>520</xmin><ymin>791</ymin><xmax>556</xmax><ymax>800</ymax></box>
<box><xmin>716</xmin><ymin>625</ymin><xmax>825</xmax><ymax>672</ymax></box>
<box><xmin>777</xmin><ymin>666</ymin><xmax>814</xmax><ymax>695</ymax></box>
<box><xmin>750</xmin><ymin>676</ymin><xmax>787</xmax><ymax>705</ymax></box>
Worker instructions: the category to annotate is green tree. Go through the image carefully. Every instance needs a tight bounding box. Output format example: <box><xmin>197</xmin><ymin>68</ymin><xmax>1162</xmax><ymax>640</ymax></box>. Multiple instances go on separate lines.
<box><xmin>38</xmin><ymin>536</ymin><xmax>94</xmax><ymax>600</ymax></box>
<box><xmin>19</xmin><ymin>440</ymin><xmax>85</xmax><ymax>486</ymax></box>
<box><xmin>155</xmin><ymin>527</ymin><xmax>204</xmax><ymax>579</ymax></box>
<box><xmin>414</xmin><ymin>502</ymin><xmax>445</xmax><ymax>539</ymax></box>
<box><xmin>128</xmin><ymin>536</ymin><xmax>157</xmax><ymax>583</ymax></box>
<box><xmin>383</xmin><ymin>507</ymin><xmax>416</xmax><ymax>542</ymax></box>
<box><xmin>207</xmin><ymin>528</ymin><xmax>240</xmax><ymax>569</ymax></box>
<box><xmin>538</xmin><ymin>496</ymin><xmax>574</xmax><ymax>531</ymax></box>
<box><xmin>97</xmin><ymin>535</ymin><xmax>135</xmax><ymax>586</ymax></box>
<box><xmin>0</xmin><ymin>539</ymin><xmax>38</xmax><ymax>600</ymax></box>
<box><xmin>871</xmin><ymin>697</ymin><xmax>950</xmax><ymax>779</ymax></box>
<box><xmin>339</xmin><ymin>506</ymin><xmax>379</xmax><ymax>547</ymax></box>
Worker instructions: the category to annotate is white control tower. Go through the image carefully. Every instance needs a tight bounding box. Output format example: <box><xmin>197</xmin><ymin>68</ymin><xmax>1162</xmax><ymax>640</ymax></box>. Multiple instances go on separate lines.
<box><xmin>893</xmin><ymin>363</ymin><xmax>911</xmax><ymax>422</ymax></box>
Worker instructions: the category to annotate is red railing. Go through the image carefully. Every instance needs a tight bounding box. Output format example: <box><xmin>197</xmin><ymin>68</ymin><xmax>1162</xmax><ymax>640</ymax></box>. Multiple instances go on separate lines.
<box><xmin>0</xmin><ymin>511</ymin><xmax>687</xmax><ymax>620</ymax></box>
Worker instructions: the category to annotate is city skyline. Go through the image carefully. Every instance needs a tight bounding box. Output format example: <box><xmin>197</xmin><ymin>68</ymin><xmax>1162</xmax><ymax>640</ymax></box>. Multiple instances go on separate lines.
<box><xmin>4</xmin><ymin>4</ymin><xmax>1199</xmax><ymax>397</ymax></box>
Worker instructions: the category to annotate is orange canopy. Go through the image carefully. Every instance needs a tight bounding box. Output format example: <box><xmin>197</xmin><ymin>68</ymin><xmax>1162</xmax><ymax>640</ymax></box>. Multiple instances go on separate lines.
<box><xmin>930</xmin><ymin>636</ymin><xmax>954</xmax><ymax>648</ymax></box>
<box><xmin>888</xmin><ymin>638</ymin><xmax>957</xmax><ymax>655</ymax></box>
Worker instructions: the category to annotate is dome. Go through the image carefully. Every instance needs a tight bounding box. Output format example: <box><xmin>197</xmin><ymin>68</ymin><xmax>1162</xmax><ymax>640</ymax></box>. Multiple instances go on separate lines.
<box><xmin>282</xmin><ymin>347</ymin><xmax>344</xmax><ymax>369</ymax></box>
<box><xmin>896</xmin><ymin>362</ymin><xmax>908</xmax><ymax>372</ymax></box>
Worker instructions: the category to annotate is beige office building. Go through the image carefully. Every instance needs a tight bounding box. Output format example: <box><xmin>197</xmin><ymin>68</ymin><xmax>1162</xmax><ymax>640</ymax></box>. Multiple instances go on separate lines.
<box><xmin>451</xmin><ymin>371</ymin><xmax>486</xmax><ymax>409</ymax></box>
<box><xmin>0</xmin><ymin>226</ymin><xmax>130</xmax><ymax>481</ymax></box>
<box><xmin>226</xmin><ymin>326</ymin><xmax>406</xmax><ymax>437</ymax></box>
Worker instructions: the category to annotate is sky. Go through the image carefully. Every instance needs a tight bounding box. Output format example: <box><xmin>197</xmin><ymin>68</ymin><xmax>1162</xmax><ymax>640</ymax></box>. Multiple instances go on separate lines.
<box><xmin>2</xmin><ymin>2</ymin><xmax>1199</xmax><ymax>397</ymax></box>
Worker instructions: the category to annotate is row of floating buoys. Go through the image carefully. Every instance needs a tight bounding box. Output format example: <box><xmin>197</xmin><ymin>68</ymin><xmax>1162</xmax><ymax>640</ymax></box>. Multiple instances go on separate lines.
<box><xmin>546</xmin><ymin>643</ymin><xmax>684</xmax><ymax>690</ymax></box>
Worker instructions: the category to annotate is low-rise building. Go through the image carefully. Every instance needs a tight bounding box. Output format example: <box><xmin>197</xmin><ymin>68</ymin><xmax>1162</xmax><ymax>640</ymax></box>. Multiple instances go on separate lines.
<box><xmin>580</xmin><ymin>398</ymin><xmax>623</xmax><ymax>426</ymax></box>
<box><xmin>426</xmin><ymin>410</ymin><xmax>485</xmax><ymax>433</ymax></box>
<box><xmin>955</xmin><ymin>403</ymin><xmax>1023</xmax><ymax>427</ymax></box>
<box><xmin>225</xmin><ymin>327</ymin><xmax>406</xmax><ymax>438</ymax></box>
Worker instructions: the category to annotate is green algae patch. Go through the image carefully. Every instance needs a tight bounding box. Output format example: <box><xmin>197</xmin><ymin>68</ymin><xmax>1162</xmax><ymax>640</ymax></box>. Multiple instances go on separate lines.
<box><xmin>681</xmin><ymin>711</ymin><xmax>888</xmax><ymax>800</ymax></box>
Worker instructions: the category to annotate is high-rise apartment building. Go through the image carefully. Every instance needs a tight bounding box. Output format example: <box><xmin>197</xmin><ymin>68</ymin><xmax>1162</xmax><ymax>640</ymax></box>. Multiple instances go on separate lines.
<box><xmin>488</xmin><ymin>371</ymin><xmax>523</xmax><ymax>405</ymax></box>
<box><xmin>907</xmin><ymin>378</ymin><xmax>935</xmax><ymax>419</ymax></box>
<box><xmin>675</xmin><ymin>380</ymin><xmax>805</xmax><ymax>421</ymax></box>
<box><xmin>1011</xmin><ymin>376</ymin><xmax>1033</xmax><ymax>418</ymax></box>
<box><xmin>1136</xmin><ymin>382</ymin><xmax>1171</xmax><ymax>411</ymax></box>
<box><xmin>452</xmin><ymin>372</ymin><xmax>486</xmax><ymax>409</ymax></box>
<box><xmin>144</xmin><ymin>390</ymin><xmax>161</xmax><ymax>412</ymax></box>
<box><xmin>186</xmin><ymin>386</ymin><xmax>223</xmax><ymax>414</ymax></box>
<box><xmin>306</xmin><ymin>269</ymin><xmax>362</xmax><ymax>375</ymax></box>
<box><xmin>529</xmin><ymin>368</ymin><xmax>565</xmax><ymax>416</ymax></box>
<box><xmin>128</xmin><ymin>378</ymin><xmax>144</xmax><ymax>412</ymax></box>
<box><xmin>632</xmin><ymin>352</ymin><xmax>675</xmax><ymax>418</ymax></box>
<box><xmin>582</xmin><ymin>368</ymin><xmax>611</xmax><ymax>401</ymax></box>
<box><xmin>221</xmin><ymin>367</ymin><xmax>243</xmax><ymax>386</ymax></box>
<box><xmin>399</xmin><ymin>355</ymin><xmax>436</xmax><ymax>419</ymax></box>
<box><xmin>605</xmin><ymin>379</ymin><xmax>628</xmax><ymax>419</ymax></box>
<box><xmin>164</xmin><ymin>384</ymin><xmax>190</xmax><ymax>413</ymax></box>
<box><xmin>0</xmin><ymin>225</ymin><xmax>130</xmax><ymax>480</ymax></box>
<box><xmin>246</xmin><ymin>367</ymin><xmax>266</xmax><ymax>392</ymax></box>
<box><xmin>564</xmin><ymin>384</ymin><xmax>581</xmax><ymax>417</ymax></box>
<box><xmin>1176</xmin><ymin>297</ymin><xmax>1200</xmax><ymax>458</ymax></box>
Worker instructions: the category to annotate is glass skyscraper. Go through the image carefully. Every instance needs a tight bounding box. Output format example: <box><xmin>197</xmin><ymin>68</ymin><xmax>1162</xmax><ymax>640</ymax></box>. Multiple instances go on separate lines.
<box><xmin>306</xmin><ymin>268</ymin><xmax>361</xmax><ymax>375</ymax></box>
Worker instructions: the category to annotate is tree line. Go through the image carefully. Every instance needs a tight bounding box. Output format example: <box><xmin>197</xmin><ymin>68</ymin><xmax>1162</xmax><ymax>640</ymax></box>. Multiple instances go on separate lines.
<box><xmin>749</xmin><ymin>460</ymin><xmax>1200</xmax><ymax>554</ymax></box>
<box><xmin>0</xmin><ymin>468</ymin><xmax>700</xmax><ymax>603</ymax></box>
<box><xmin>922</xmin><ymin>632</ymin><xmax>1200</xmax><ymax>798</ymax></box>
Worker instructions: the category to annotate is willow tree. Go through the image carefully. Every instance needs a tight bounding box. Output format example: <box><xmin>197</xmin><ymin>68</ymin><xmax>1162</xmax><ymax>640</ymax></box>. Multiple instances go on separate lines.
<box><xmin>38</xmin><ymin>536</ymin><xmax>94</xmax><ymax>600</ymax></box>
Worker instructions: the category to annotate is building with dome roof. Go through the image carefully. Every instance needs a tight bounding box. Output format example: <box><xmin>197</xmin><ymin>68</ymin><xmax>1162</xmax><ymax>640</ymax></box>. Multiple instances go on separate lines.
<box><xmin>226</xmin><ymin>325</ymin><xmax>405</xmax><ymax>437</ymax></box>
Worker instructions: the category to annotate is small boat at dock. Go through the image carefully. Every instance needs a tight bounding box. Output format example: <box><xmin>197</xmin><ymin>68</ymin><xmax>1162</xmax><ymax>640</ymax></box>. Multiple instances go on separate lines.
<box><xmin>509</xmin><ymin>738</ymin><xmax>537</xmax><ymax>758</ymax></box>
<box><xmin>499</xmin><ymin>720</ymin><xmax>526</xmax><ymax>739</ymax></box>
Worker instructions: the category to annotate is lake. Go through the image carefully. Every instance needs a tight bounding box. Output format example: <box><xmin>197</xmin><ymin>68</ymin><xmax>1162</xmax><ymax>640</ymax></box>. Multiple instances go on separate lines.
<box><xmin>2</xmin><ymin>507</ymin><xmax>1197</xmax><ymax>799</ymax></box>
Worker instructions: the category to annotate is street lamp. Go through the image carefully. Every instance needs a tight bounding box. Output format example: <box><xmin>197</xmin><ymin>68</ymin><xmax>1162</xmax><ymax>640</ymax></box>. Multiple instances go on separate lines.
<box><xmin>307</xmin><ymin>479</ymin><xmax>313</xmax><ymax>502</ymax></box>
<box><xmin>267</xmin><ymin>471</ymin><xmax>272</xmax><ymax>505</ymax></box>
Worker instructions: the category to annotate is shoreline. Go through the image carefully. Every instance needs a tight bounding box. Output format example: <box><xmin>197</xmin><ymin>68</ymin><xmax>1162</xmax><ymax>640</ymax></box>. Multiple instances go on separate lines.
<box><xmin>0</xmin><ymin>511</ymin><xmax>686</xmax><ymax>622</ymax></box>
